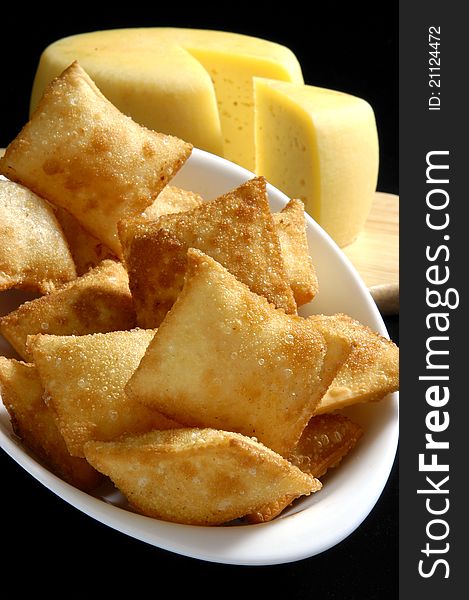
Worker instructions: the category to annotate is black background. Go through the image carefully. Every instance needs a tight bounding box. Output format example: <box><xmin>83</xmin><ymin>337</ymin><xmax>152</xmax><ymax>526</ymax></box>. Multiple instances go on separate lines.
<box><xmin>1</xmin><ymin>5</ymin><xmax>398</xmax><ymax>598</ymax></box>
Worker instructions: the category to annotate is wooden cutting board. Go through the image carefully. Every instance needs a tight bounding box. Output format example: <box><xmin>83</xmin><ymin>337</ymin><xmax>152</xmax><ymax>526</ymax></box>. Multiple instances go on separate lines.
<box><xmin>342</xmin><ymin>192</ymin><xmax>399</xmax><ymax>314</ymax></box>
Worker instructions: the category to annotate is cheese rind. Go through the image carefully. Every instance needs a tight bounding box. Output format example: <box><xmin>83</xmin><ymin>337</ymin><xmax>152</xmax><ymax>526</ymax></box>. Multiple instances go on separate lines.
<box><xmin>254</xmin><ymin>78</ymin><xmax>379</xmax><ymax>247</ymax></box>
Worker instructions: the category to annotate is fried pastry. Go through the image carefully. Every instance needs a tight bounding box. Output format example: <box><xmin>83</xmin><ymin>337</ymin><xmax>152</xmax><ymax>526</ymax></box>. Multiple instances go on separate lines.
<box><xmin>143</xmin><ymin>185</ymin><xmax>204</xmax><ymax>220</ymax></box>
<box><xmin>243</xmin><ymin>494</ymin><xmax>300</xmax><ymax>524</ymax></box>
<box><xmin>54</xmin><ymin>207</ymin><xmax>115</xmax><ymax>275</ymax></box>
<box><xmin>0</xmin><ymin>179</ymin><xmax>76</xmax><ymax>293</ymax></box>
<box><xmin>119</xmin><ymin>176</ymin><xmax>297</xmax><ymax>327</ymax></box>
<box><xmin>310</xmin><ymin>313</ymin><xmax>399</xmax><ymax>414</ymax></box>
<box><xmin>0</xmin><ymin>260</ymin><xmax>136</xmax><ymax>361</ymax></box>
<box><xmin>288</xmin><ymin>413</ymin><xmax>364</xmax><ymax>476</ymax></box>
<box><xmin>84</xmin><ymin>428</ymin><xmax>321</xmax><ymax>525</ymax></box>
<box><xmin>245</xmin><ymin>413</ymin><xmax>363</xmax><ymax>523</ymax></box>
<box><xmin>127</xmin><ymin>249</ymin><xmax>352</xmax><ymax>455</ymax></box>
<box><xmin>28</xmin><ymin>329</ymin><xmax>178</xmax><ymax>457</ymax></box>
<box><xmin>56</xmin><ymin>186</ymin><xmax>201</xmax><ymax>277</ymax></box>
<box><xmin>0</xmin><ymin>357</ymin><xmax>102</xmax><ymax>491</ymax></box>
<box><xmin>272</xmin><ymin>198</ymin><xmax>319</xmax><ymax>306</ymax></box>
<box><xmin>0</xmin><ymin>61</ymin><xmax>192</xmax><ymax>256</ymax></box>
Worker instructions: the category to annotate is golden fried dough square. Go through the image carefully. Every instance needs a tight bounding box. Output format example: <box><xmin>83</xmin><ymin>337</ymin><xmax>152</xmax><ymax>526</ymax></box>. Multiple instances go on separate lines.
<box><xmin>0</xmin><ymin>260</ymin><xmax>136</xmax><ymax>361</ymax></box>
<box><xmin>0</xmin><ymin>179</ymin><xmax>76</xmax><ymax>293</ymax></box>
<box><xmin>243</xmin><ymin>495</ymin><xmax>299</xmax><ymax>524</ymax></box>
<box><xmin>28</xmin><ymin>329</ymin><xmax>178</xmax><ymax>457</ymax></box>
<box><xmin>245</xmin><ymin>413</ymin><xmax>363</xmax><ymax>523</ymax></box>
<box><xmin>127</xmin><ymin>249</ymin><xmax>352</xmax><ymax>455</ymax></box>
<box><xmin>0</xmin><ymin>357</ymin><xmax>102</xmax><ymax>491</ymax></box>
<box><xmin>0</xmin><ymin>61</ymin><xmax>192</xmax><ymax>256</ymax></box>
<box><xmin>310</xmin><ymin>314</ymin><xmax>399</xmax><ymax>414</ymax></box>
<box><xmin>84</xmin><ymin>428</ymin><xmax>320</xmax><ymax>525</ymax></box>
<box><xmin>54</xmin><ymin>207</ymin><xmax>115</xmax><ymax>276</ymax></box>
<box><xmin>119</xmin><ymin>176</ymin><xmax>297</xmax><ymax>327</ymax></box>
<box><xmin>272</xmin><ymin>198</ymin><xmax>319</xmax><ymax>306</ymax></box>
<box><xmin>288</xmin><ymin>413</ymin><xmax>364</xmax><ymax>477</ymax></box>
<box><xmin>143</xmin><ymin>185</ymin><xmax>204</xmax><ymax>220</ymax></box>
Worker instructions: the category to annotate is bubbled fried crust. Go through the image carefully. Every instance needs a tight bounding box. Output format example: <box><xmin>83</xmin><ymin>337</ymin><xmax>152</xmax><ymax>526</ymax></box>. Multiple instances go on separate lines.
<box><xmin>0</xmin><ymin>180</ymin><xmax>76</xmax><ymax>293</ymax></box>
<box><xmin>272</xmin><ymin>198</ymin><xmax>319</xmax><ymax>306</ymax></box>
<box><xmin>53</xmin><ymin>207</ymin><xmax>116</xmax><ymax>276</ymax></box>
<box><xmin>243</xmin><ymin>494</ymin><xmax>301</xmax><ymax>524</ymax></box>
<box><xmin>126</xmin><ymin>249</ymin><xmax>353</xmax><ymax>456</ymax></box>
<box><xmin>244</xmin><ymin>413</ymin><xmax>362</xmax><ymax>523</ymax></box>
<box><xmin>0</xmin><ymin>260</ymin><xmax>136</xmax><ymax>361</ymax></box>
<box><xmin>142</xmin><ymin>186</ymin><xmax>204</xmax><ymax>220</ymax></box>
<box><xmin>0</xmin><ymin>61</ymin><xmax>192</xmax><ymax>256</ymax></box>
<box><xmin>118</xmin><ymin>176</ymin><xmax>297</xmax><ymax>328</ymax></box>
<box><xmin>28</xmin><ymin>329</ymin><xmax>179</xmax><ymax>458</ymax></box>
<box><xmin>287</xmin><ymin>413</ymin><xmax>363</xmax><ymax>477</ymax></box>
<box><xmin>83</xmin><ymin>428</ymin><xmax>320</xmax><ymax>525</ymax></box>
<box><xmin>0</xmin><ymin>357</ymin><xmax>102</xmax><ymax>491</ymax></box>
<box><xmin>310</xmin><ymin>313</ymin><xmax>399</xmax><ymax>414</ymax></box>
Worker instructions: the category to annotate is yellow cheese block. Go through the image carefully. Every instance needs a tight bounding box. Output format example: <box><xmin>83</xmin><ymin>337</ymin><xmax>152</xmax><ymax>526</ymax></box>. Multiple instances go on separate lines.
<box><xmin>31</xmin><ymin>28</ymin><xmax>303</xmax><ymax>171</ymax></box>
<box><xmin>254</xmin><ymin>78</ymin><xmax>379</xmax><ymax>247</ymax></box>
<box><xmin>155</xmin><ymin>28</ymin><xmax>304</xmax><ymax>171</ymax></box>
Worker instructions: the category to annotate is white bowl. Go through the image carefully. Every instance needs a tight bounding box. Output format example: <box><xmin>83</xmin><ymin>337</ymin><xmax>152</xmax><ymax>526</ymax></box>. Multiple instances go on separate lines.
<box><xmin>0</xmin><ymin>148</ymin><xmax>398</xmax><ymax>565</ymax></box>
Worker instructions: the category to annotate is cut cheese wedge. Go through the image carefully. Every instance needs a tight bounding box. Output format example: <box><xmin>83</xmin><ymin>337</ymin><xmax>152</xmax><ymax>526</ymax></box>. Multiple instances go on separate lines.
<box><xmin>155</xmin><ymin>28</ymin><xmax>304</xmax><ymax>171</ymax></box>
<box><xmin>31</xmin><ymin>28</ymin><xmax>303</xmax><ymax>171</ymax></box>
<box><xmin>254</xmin><ymin>78</ymin><xmax>379</xmax><ymax>247</ymax></box>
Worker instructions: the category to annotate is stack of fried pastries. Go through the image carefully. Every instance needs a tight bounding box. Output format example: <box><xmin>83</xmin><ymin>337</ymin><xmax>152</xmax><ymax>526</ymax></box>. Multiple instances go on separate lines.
<box><xmin>0</xmin><ymin>62</ymin><xmax>399</xmax><ymax>526</ymax></box>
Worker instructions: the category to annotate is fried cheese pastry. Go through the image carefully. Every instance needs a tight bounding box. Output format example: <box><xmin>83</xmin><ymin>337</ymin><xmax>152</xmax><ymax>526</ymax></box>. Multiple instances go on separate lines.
<box><xmin>244</xmin><ymin>495</ymin><xmax>300</xmax><ymax>524</ymax></box>
<box><xmin>0</xmin><ymin>179</ymin><xmax>76</xmax><ymax>293</ymax></box>
<box><xmin>310</xmin><ymin>314</ymin><xmax>399</xmax><ymax>414</ymax></box>
<box><xmin>143</xmin><ymin>185</ymin><xmax>204</xmax><ymax>220</ymax></box>
<box><xmin>272</xmin><ymin>198</ymin><xmax>318</xmax><ymax>306</ymax></box>
<box><xmin>119</xmin><ymin>176</ymin><xmax>297</xmax><ymax>327</ymax></box>
<box><xmin>127</xmin><ymin>249</ymin><xmax>352</xmax><ymax>456</ymax></box>
<box><xmin>28</xmin><ymin>329</ymin><xmax>178</xmax><ymax>457</ymax></box>
<box><xmin>54</xmin><ymin>207</ymin><xmax>115</xmax><ymax>275</ymax></box>
<box><xmin>0</xmin><ymin>357</ymin><xmax>102</xmax><ymax>491</ymax></box>
<box><xmin>0</xmin><ymin>260</ymin><xmax>136</xmax><ymax>361</ymax></box>
<box><xmin>84</xmin><ymin>428</ymin><xmax>321</xmax><ymax>525</ymax></box>
<box><xmin>244</xmin><ymin>413</ymin><xmax>363</xmax><ymax>523</ymax></box>
<box><xmin>0</xmin><ymin>61</ymin><xmax>192</xmax><ymax>256</ymax></box>
<box><xmin>288</xmin><ymin>413</ymin><xmax>364</xmax><ymax>477</ymax></box>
